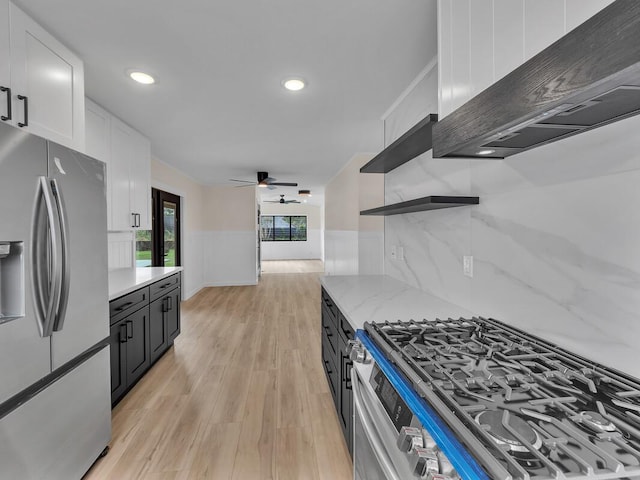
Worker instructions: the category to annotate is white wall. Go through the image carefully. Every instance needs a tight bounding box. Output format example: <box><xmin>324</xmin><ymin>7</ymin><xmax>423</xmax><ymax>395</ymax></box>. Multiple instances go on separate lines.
<box><xmin>386</xmin><ymin>0</ymin><xmax>640</xmax><ymax>379</ymax></box>
<box><xmin>324</xmin><ymin>153</ymin><xmax>384</xmax><ymax>275</ymax></box>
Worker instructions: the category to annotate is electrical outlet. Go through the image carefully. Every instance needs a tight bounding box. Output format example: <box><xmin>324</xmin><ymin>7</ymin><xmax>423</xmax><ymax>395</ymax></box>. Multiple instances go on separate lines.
<box><xmin>463</xmin><ymin>255</ymin><xmax>473</xmax><ymax>277</ymax></box>
<box><xmin>390</xmin><ymin>245</ymin><xmax>397</xmax><ymax>259</ymax></box>
<box><xmin>397</xmin><ymin>246</ymin><xmax>404</xmax><ymax>261</ymax></box>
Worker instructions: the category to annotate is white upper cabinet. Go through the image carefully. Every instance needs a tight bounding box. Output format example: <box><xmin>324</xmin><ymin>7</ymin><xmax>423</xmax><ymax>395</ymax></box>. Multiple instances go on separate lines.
<box><xmin>86</xmin><ymin>98</ymin><xmax>150</xmax><ymax>232</ymax></box>
<box><xmin>4</xmin><ymin>2</ymin><xmax>84</xmax><ymax>150</ymax></box>
<box><xmin>0</xmin><ymin>0</ymin><xmax>10</xmax><ymax>114</ymax></box>
<box><xmin>438</xmin><ymin>0</ymin><xmax>615</xmax><ymax>119</ymax></box>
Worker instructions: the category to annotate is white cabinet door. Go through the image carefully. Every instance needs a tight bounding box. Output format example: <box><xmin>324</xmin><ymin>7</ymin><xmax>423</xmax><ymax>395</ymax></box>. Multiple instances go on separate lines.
<box><xmin>130</xmin><ymin>131</ymin><xmax>151</xmax><ymax>230</ymax></box>
<box><xmin>85</xmin><ymin>98</ymin><xmax>113</xmax><ymax>228</ymax></box>
<box><xmin>9</xmin><ymin>3</ymin><xmax>84</xmax><ymax>150</ymax></box>
<box><xmin>90</xmin><ymin>103</ymin><xmax>151</xmax><ymax>232</ymax></box>
<box><xmin>110</xmin><ymin>117</ymin><xmax>135</xmax><ymax>231</ymax></box>
<box><xmin>0</xmin><ymin>0</ymin><xmax>10</xmax><ymax>122</ymax></box>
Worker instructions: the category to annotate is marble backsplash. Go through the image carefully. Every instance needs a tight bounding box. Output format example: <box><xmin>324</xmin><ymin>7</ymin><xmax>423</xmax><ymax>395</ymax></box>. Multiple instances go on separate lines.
<box><xmin>383</xmin><ymin>76</ymin><xmax>640</xmax><ymax>379</ymax></box>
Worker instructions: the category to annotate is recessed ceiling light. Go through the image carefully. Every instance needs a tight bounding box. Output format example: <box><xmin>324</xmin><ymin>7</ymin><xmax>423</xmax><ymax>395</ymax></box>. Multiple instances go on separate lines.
<box><xmin>477</xmin><ymin>149</ymin><xmax>495</xmax><ymax>155</ymax></box>
<box><xmin>282</xmin><ymin>78</ymin><xmax>306</xmax><ymax>91</ymax></box>
<box><xmin>129</xmin><ymin>71</ymin><xmax>155</xmax><ymax>85</ymax></box>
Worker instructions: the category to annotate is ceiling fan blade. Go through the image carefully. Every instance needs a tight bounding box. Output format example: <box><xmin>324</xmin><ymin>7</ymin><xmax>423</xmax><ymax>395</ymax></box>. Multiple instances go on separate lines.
<box><xmin>234</xmin><ymin>184</ymin><xmax>256</xmax><ymax>188</ymax></box>
<box><xmin>229</xmin><ymin>179</ymin><xmax>256</xmax><ymax>184</ymax></box>
<box><xmin>263</xmin><ymin>200</ymin><xmax>280</xmax><ymax>203</ymax></box>
<box><xmin>267</xmin><ymin>184</ymin><xmax>277</xmax><ymax>190</ymax></box>
<box><xmin>284</xmin><ymin>200</ymin><xmax>301</xmax><ymax>204</ymax></box>
<box><xmin>269</xmin><ymin>182</ymin><xmax>298</xmax><ymax>187</ymax></box>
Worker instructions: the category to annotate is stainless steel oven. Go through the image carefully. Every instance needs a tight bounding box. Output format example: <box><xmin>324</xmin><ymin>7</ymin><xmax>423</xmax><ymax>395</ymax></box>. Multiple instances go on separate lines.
<box><xmin>351</xmin><ymin>338</ymin><xmax>464</xmax><ymax>480</ymax></box>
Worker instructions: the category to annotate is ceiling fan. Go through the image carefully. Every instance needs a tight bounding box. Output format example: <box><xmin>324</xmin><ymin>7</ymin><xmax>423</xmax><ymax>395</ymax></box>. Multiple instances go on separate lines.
<box><xmin>229</xmin><ymin>171</ymin><xmax>298</xmax><ymax>190</ymax></box>
<box><xmin>264</xmin><ymin>194</ymin><xmax>300</xmax><ymax>204</ymax></box>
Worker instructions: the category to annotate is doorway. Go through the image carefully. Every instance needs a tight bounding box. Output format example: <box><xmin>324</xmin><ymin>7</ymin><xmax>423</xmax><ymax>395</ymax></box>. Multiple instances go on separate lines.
<box><xmin>151</xmin><ymin>188</ymin><xmax>181</xmax><ymax>267</ymax></box>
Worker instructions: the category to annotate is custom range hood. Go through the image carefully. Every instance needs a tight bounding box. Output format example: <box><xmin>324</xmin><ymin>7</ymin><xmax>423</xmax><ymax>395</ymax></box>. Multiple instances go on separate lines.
<box><xmin>432</xmin><ymin>0</ymin><xmax>640</xmax><ymax>159</ymax></box>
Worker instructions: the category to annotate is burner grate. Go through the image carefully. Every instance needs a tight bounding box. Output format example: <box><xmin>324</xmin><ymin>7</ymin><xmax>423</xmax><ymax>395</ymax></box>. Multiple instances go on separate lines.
<box><xmin>365</xmin><ymin>317</ymin><xmax>640</xmax><ymax>480</ymax></box>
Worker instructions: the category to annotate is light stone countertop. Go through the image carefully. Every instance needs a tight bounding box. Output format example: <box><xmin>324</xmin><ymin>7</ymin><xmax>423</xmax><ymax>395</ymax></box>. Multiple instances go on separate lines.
<box><xmin>320</xmin><ymin>274</ymin><xmax>474</xmax><ymax>331</ymax></box>
<box><xmin>109</xmin><ymin>267</ymin><xmax>183</xmax><ymax>301</ymax></box>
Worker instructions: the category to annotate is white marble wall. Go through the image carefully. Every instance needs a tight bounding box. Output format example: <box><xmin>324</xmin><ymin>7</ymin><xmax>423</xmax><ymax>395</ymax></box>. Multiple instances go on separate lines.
<box><xmin>384</xmin><ymin>74</ymin><xmax>640</xmax><ymax>379</ymax></box>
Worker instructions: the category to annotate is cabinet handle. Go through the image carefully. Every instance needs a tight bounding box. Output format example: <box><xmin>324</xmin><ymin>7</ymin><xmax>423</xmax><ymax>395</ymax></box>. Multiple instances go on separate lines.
<box><xmin>119</xmin><ymin>323</ymin><xmax>128</xmax><ymax>343</ymax></box>
<box><xmin>115</xmin><ymin>301</ymin><xmax>133</xmax><ymax>312</ymax></box>
<box><xmin>323</xmin><ymin>324</ymin><xmax>332</xmax><ymax>337</ymax></box>
<box><xmin>167</xmin><ymin>296</ymin><xmax>173</xmax><ymax>311</ymax></box>
<box><xmin>17</xmin><ymin>95</ymin><xmax>28</xmax><ymax>127</ymax></box>
<box><xmin>162</xmin><ymin>297</ymin><xmax>169</xmax><ymax>313</ymax></box>
<box><xmin>344</xmin><ymin>357</ymin><xmax>352</xmax><ymax>390</ymax></box>
<box><xmin>324</xmin><ymin>359</ymin><xmax>332</xmax><ymax>375</ymax></box>
<box><xmin>0</xmin><ymin>86</ymin><xmax>11</xmax><ymax>121</ymax></box>
<box><xmin>126</xmin><ymin>320</ymin><xmax>133</xmax><ymax>339</ymax></box>
<box><xmin>135</xmin><ymin>213</ymin><xmax>140</xmax><ymax>228</ymax></box>
<box><xmin>131</xmin><ymin>213</ymin><xmax>136</xmax><ymax>228</ymax></box>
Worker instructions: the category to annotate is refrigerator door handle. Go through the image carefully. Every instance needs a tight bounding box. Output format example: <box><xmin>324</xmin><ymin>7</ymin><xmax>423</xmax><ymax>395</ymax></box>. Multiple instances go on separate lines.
<box><xmin>51</xmin><ymin>178</ymin><xmax>70</xmax><ymax>332</ymax></box>
<box><xmin>32</xmin><ymin>177</ymin><xmax>63</xmax><ymax>337</ymax></box>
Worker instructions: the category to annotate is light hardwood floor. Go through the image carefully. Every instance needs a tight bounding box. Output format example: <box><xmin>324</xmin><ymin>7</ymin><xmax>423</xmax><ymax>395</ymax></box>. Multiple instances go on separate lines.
<box><xmin>260</xmin><ymin>260</ymin><xmax>324</xmax><ymax>274</ymax></box>
<box><xmin>84</xmin><ymin>271</ymin><xmax>352</xmax><ymax>479</ymax></box>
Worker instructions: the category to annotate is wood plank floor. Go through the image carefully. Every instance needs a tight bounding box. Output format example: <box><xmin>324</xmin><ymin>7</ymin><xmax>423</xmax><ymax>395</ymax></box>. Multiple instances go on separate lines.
<box><xmin>261</xmin><ymin>260</ymin><xmax>324</xmax><ymax>274</ymax></box>
<box><xmin>84</xmin><ymin>270</ymin><xmax>352</xmax><ymax>479</ymax></box>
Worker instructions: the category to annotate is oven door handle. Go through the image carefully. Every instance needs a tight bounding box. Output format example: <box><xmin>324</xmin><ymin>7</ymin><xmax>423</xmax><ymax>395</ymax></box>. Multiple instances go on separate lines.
<box><xmin>352</xmin><ymin>372</ymin><xmax>402</xmax><ymax>480</ymax></box>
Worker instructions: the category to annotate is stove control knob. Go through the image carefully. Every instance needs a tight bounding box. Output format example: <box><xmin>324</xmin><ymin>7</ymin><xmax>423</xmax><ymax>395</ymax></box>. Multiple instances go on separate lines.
<box><xmin>409</xmin><ymin>447</ymin><xmax>439</xmax><ymax>478</ymax></box>
<box><xmin>437</xmin><ymin>451</ymin><xmax>456</xmax><ymax>477</ymax></box>
<box><xmin>347</xmin><ymin>340</ymin><xmax>369</xmax><ymax>364</ymax></box>
<box><xmin>397</xmin><ymin>426</ymin><xmax>424</xmax><ymax>452</ymax></box>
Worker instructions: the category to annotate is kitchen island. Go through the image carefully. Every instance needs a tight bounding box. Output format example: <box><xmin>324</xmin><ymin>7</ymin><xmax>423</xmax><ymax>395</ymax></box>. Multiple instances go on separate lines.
<box><xmin>319</xmin><ymin>274</ymin><xmax>474</xmax><ymax>456</ymax></box>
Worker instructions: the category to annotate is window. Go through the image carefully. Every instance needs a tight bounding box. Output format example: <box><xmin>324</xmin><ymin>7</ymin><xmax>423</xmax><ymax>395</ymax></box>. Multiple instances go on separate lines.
<box><xmin>261</xmin><ymin>215</ymin><xmax>307</xmax><ymax>241</ymax></box>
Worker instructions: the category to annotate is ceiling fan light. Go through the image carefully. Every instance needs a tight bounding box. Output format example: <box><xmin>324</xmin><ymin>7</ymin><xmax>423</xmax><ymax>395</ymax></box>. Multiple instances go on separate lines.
<box><xmin>257</xmin><ymin>183</ymin><xmax>268</xmax><ymax>188</ymax></box>
<box><xmin>298</xmin><ymin>189</ymin><xmax>311</xmax><ymax>196</ymax></box>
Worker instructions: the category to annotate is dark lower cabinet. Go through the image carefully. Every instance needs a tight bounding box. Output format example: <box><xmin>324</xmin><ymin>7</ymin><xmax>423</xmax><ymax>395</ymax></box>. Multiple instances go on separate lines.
<box><xmin>109</xmin><ymin>273</ymin><xmax>181</xmax><ymax>406</ymax></box>
<box><xmin>338</xmin><ymin>331</ymin><xmax>354</xmax><ymax>457</ymax></box>
<box><xmin>149</xmin><ymin>296</ymin><xmax>169</xmax><ymax>364</ymax></box>
<box><xmin>321</xmin><ymin>288</ymin><xmax>354</xmax><ymax>457</ymax></box>
<box><xmin>149</xmin><ymin>286</ymin><xmax>181</xmax><ymax>364</ymax></box>
<box><xmin>109</xmin><ymin>306</ymin><xmax>150</xmax><ymax>404</ymax></box>
<box><xmin>167</xmin><ymin>287</ymin><xmax>181</xmax><ymax>343</ymax></box>
<box><xmin>109</xmin><ymin>319</ymin><xmax>128</xmax><ymax>403</ymax></box>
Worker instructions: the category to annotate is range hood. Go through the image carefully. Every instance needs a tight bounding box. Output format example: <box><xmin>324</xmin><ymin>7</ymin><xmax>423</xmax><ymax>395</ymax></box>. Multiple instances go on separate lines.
<box><xmin>432</xmin><ymin>0</ymin><xmax>640</xmax><ymax>159</ymax></box>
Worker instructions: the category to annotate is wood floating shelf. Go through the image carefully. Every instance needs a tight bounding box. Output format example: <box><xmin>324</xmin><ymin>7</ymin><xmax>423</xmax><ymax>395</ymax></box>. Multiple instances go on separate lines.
<box><xmin>360</xmin><ymin>196</ymin><xmax>479</xmax><ymax>216</ymax></box>
<box><xmin>360</xmin><ymin>113</ymin><xmax>438</xmax><ymax>173</ymax></box>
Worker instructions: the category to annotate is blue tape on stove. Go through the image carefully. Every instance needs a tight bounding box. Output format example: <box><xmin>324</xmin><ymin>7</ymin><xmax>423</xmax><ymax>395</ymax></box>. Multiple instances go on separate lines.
<box><xmin>356</xmin><ymin>329</ymin><xmax>490</xmax><ymax>480</ymax></box>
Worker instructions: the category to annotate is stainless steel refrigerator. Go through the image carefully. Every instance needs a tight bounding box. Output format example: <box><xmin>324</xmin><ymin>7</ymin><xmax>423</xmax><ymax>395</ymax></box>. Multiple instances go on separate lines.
<box><xmin>0</xmin><ymin>122</ymin><xmax>111</xmax><ymax>479</ymax></box>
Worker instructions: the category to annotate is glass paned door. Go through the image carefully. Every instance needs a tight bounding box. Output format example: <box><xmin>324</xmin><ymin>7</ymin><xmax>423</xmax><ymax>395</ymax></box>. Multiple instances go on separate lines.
<box><xmin>162</xmin><ymin>200</ymin><xmax>177</xmax><ymax>266</ymax></box>
<box><xmin>151</xmin><ymin>188</ymin><xmax>181</xmax><ymax>267</ymax></box>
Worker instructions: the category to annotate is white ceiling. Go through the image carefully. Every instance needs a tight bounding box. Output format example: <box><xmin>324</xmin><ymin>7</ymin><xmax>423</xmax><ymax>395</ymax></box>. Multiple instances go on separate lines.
<box><xmin>15</xmin><ymin>0</ymin><xmax>437</xmax><ymax>199</ymax></box>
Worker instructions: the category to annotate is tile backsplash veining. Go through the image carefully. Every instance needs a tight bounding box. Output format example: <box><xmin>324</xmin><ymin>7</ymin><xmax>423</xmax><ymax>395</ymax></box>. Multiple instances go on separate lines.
<box><xmin>383</xmin><ymin>64</ymin><xmax>640</xmax><ymax>379</ymax></box>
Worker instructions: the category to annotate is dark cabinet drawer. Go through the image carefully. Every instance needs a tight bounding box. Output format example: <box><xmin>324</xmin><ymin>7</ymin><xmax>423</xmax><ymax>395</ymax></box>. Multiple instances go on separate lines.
<box><xmin>150</xmin><ymin>273</ymin><xmax>181</xmax><ymax>301</ymax></box>
<box><xmin>110</xmin><ymin>287</ymin><xmax>149</xmax><ymax>325</ymax></box>
<box><xmin>321</xmin><ymin>288</ymin><xmax>338</xmax><ymax>327</ymax></box>
<box><xmin>322</xmin><ymin>331</ymin><xmax>339</xmax><ymax>408</ymax></box>
<box><xmin>338</xmin><ymin>311</ymin><xmax>354</xmax><ymax>342</ymax></box>
<box><xmin>321</xmin><ymin>305</ymin><xmax>337</xmax><ymax>357</ymax></box>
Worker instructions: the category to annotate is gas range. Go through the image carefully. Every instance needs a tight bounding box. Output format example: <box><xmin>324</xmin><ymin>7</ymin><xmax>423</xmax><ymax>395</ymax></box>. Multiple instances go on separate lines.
<box><xmin>362</xmin><ymin>317</ymin><xmax>640</xmax><ymax>480</ymax></box>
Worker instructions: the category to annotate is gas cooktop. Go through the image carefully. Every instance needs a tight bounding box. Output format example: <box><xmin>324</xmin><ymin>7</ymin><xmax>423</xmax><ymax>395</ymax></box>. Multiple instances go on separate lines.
<box><xmin>364</xmin><ymin>317</ymin><xmax>640</xmax><ymax>480</ymax></box>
